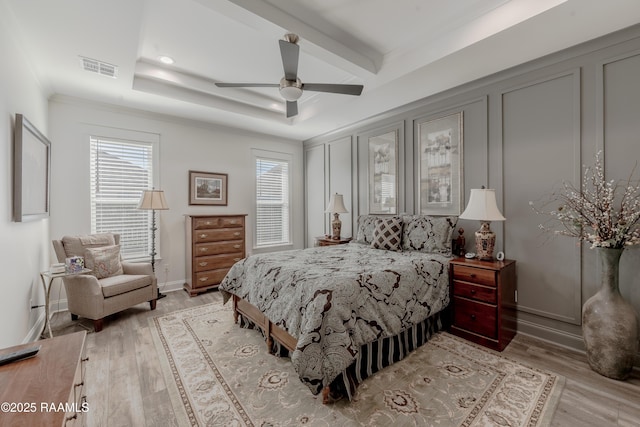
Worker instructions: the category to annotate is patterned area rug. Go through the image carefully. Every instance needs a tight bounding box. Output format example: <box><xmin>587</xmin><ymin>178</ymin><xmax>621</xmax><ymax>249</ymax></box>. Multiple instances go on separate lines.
<box><xmin>150</xmin><ymin>300</ymin><xmax>564</xmax><ymax>426</ymax></box>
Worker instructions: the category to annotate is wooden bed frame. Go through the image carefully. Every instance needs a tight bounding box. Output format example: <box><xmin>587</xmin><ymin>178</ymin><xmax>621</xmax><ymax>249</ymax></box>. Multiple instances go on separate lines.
<box><xmin>231</xmin><ymin>294</ymin><xmax>338</xmax><ymax>403</ymax></box>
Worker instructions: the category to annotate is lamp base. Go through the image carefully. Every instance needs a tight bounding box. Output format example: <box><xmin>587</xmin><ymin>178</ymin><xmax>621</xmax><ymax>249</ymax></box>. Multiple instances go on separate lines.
<box><xmin>474</xmin><ymin>221</ymin><xmax>496</xmax><ymax>261</ymax></box>
<box><xmin>331</xmin><ymin>213</ymin><xmax>342</xmax><ymax>240</ymax></box>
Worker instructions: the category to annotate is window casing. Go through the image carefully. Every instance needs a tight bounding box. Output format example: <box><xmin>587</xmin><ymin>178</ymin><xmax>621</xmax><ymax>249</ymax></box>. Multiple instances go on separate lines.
<box><xmin>254</xmin><ymin>150</ymin><xmax>292</xmax><ymax>248</ymax></box>
<box><xmin>90</xmin><ymin>136</ymin><xmax>156</xmax><ymax>260</ymax></box>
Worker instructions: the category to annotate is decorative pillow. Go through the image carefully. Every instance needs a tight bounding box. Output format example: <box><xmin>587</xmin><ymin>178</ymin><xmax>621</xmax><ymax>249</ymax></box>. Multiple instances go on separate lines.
<box><xmin>84</xmin><ymin>245</ymin><xmax>123</xmax><ymax>279</ymax></box>
<box><xmin>401</xmin><ymin>215</ymin><xmax>457</xmax><ymax>255</ymax></box>
<box><xmin>355</xmin><ymin>215</ymin><xmax>401</xmax><ymax>244</ymax></box>
<box><xmin>371</xmin><ymin>217</ymin><xmax>403</xmax><ymax>251</ymax></box>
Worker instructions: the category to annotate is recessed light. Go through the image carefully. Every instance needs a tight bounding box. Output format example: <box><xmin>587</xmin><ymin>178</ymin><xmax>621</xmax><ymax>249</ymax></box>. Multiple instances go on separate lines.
<box><xmin>158</xmin><ymin>56</ymin><xmax>174</xmax><ymax>65</ymax></box>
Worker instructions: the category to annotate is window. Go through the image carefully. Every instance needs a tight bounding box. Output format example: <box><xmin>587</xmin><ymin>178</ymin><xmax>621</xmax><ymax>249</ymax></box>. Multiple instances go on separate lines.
<box><xmin>90</xmin><ymin>136</ymin><xmax>156</xmax><ymax>260</ymax></box>
<box><xmin>254</xmin><ymin>150</ymin><xmax>292</xmax><ymax>247</ymax></box>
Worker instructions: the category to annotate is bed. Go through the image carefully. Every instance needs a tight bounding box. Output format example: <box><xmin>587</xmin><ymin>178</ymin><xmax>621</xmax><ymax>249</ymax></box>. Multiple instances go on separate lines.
<box><xmin>219</xmin><ymin>214</ymin><xmax>457</xmax><ymax>402</ymax></box>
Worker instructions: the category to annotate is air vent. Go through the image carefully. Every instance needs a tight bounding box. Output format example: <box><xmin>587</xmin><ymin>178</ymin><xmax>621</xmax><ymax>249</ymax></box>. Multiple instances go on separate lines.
<box><xmin>79</xmin><ymin>56</ymin><xmax>118</xmax><ymax>78</ymax></box>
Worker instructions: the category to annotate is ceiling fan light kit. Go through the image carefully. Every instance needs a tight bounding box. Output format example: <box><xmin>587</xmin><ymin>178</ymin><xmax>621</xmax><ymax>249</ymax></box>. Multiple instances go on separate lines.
<box><xmin>279</xmin><ymin>77</ymin><xmax>303</xmax><ymax>101</ymax></box>
<box><xmin>215</xmin><ymin>33</ymin><xmax>363</xmax><ymax>118</ymax></box>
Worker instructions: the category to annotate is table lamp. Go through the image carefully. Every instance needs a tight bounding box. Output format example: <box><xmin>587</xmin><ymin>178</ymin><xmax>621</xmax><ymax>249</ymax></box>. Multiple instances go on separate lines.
<box><xmin>325</xmin><ymin>193</ymin><xmax>348</xmax><ymax>240</ymax></box>
<box><xmin>458</xmin><ymin>188</ymin><xmax>505</xmax><ymax>260</ymax></box>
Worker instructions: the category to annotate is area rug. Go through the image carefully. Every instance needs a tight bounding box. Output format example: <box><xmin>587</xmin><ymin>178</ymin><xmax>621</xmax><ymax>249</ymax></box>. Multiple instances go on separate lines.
<box><xmin>150</xmin><ymin>300</ymin><xmax>564</xmax><ymax>426</ymax></box>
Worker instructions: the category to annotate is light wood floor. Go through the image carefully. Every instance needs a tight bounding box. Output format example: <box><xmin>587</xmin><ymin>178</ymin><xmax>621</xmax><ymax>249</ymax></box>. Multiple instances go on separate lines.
<box><xmin>48</xmin><ymin>290</ymin><xmax>640</xmax><ymax>427</ymax></box>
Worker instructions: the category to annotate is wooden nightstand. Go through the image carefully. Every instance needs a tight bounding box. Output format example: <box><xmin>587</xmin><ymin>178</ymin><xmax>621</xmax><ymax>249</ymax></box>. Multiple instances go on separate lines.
<box><xmin>315</xmin><ymin>236</ymin><xmax>352</xmax><ymax>246</ymax></box>
<box><xmin>449</xmin><ymin>257</ymin><xmax>517</xmax><ymax>351</ymax></box>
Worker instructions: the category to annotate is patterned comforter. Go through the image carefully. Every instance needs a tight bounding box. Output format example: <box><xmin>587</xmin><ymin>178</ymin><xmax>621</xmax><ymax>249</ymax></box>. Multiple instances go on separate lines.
<box><xmin>219</xmin><ymin>243</ymin><xmax>451</xmax><ymax>395</ymax></box>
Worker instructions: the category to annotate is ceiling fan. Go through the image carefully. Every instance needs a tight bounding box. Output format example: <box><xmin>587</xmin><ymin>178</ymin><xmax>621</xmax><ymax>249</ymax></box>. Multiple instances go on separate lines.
<box><xmin>215</xmin><ymin>33</ymin><xmax>364</xmax><ymax>118</ymax></box>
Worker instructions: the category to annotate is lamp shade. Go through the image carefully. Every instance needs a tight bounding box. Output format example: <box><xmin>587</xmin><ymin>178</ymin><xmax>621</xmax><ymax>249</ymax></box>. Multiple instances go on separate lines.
<box><xmin>138</xmin><ymin>190</ymin><xmax>169</xmax><ymax>210</ymax></box>
<box><xmin>325</xmin><ymin>193</ymin><xmax>348</xmax><ymax>214</ymax></box>
<box><xmin>459</xmin><ymin>189</ymin><xmax>505</xmax><ymax>221</ymax></box>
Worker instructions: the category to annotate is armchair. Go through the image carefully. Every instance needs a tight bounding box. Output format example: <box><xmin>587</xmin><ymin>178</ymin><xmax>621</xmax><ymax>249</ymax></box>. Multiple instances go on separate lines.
<box><xmin>52</xmin><ymin>233</ymin><xmax>157</xmax><ymax>332</ymax></box>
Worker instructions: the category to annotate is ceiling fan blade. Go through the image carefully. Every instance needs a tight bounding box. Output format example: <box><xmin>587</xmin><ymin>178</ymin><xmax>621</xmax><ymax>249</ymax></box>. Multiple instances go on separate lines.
<box><xmin>279</xmin><ymin>39</ymin><xmax>299</xmax><ymax>81</ymax></box>
<box><xmin>302</xmin><ymin>83</ymin><xmax>363</xmax><ymax>96</ymax></box>
<box><xmin>215</xmin><ymin>83</ymin><xmax>279</xmax><ymax>88</ymax></box>
<box><xmin>286</xmin><ymin>101</ymin><xmax>298</xmax><ymax>118</ymax></box>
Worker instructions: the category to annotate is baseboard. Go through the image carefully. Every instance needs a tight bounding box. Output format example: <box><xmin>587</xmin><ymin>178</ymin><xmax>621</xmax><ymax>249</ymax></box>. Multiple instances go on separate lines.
<box><xmin>158</xmin><ymin>279</ymin><xmax>186</xmax><ymax>294</ymax></box>
<box><xmin>22</xmin><ymin>311</ymin><xmax>46</xmax><ymax>344</ymax></box>
<box><xmin>516</xmin><ymin>318</ymin><xmax>585</xmax><ymax>352</ymax></box>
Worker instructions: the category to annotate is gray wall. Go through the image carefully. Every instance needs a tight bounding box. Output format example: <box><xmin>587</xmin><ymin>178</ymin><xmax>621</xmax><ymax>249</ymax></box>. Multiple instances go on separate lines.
<box><xmin>303</xmin><ymin>24</ymin><xmax>640</xmax><ymax>352</ymax></box>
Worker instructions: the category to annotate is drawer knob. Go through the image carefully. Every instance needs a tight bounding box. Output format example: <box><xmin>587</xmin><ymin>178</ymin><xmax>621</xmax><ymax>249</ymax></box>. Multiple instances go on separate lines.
<box><xmin>199</xmin><ymin>277</ymin><xmax>208</xmax><ymax>282</ymax></box>
<box><xmin>234</xmin><ymin>244</ymin><xmax>241</xmax><ymax>249</ymax></box>
<box><xmin>200</xmin><ymin>234</ymin><xmax>208</xmax><ymax>238</ymax></box>
<box><xmin>233</xmin><ymin>258</ymin><xmax>241</xmax><ymax>261</ymax></box>
<box><xmin>230</xmin><ymin>220</ymin><xmax>237</xmax><ymax>224</ymax></box>
<box><xmin>470</xmin><ymin>314</ymin><xmax>476</xmax><ymax>321</ymax></box>
<box><xmin>470</xmin><ymin>273</ymin><xmax>476</xmax><ymax>278</ymax></box>
<box><xmin>234</xmin><ymin>232</ymin><xmax>240</xmax><ymax>236</ymax></box>
<box><xmin>470</xmin><ymin>289</ymin><xmax>476</xmax><ymax>295</ymax></box>
<box><xmin>199</xmin><ymin>262</ymin><xmax>208</xmax><ymax>267</ymax></box>
<box><xmin>205</xmin><ymin>221</ymin><xmax>212</xmax><ymax>225</ymax></box>
<box><xmin>200</xmin><ymin>247</ymin><xmax>208</xmax><ymax>252</ymax></box>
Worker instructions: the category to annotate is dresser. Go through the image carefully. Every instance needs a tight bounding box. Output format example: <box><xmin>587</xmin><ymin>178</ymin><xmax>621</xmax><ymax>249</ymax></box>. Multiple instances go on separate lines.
<box><xmin>185</xmin><ymin>214</ymin><xmax>247</xmax><ymax>296</ymax></box>
<box><xmin>449</xmin><ymin>258</ymin><xmax>517</xmax><ymax>351</ymax></box>
<box><xmin>0</xmin><ymin>331</ymin><xmax>87</xmax><ymax>426</ymax></box>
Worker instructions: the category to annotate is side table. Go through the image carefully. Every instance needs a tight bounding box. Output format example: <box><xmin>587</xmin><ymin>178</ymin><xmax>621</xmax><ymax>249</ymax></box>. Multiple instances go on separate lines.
<box><xmin>39</xmin><ymin>269</ymin><xmax>91</xmax><ymax>338</ymax></box>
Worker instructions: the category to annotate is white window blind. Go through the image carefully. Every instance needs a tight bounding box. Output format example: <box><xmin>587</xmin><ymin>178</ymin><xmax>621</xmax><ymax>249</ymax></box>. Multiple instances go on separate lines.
<box><xmin>90</xmin><ymin>137</ymin><xmax>153</xmax><ymax>260</ymax></box>
<box><xmin>255</xmin><ymin>155</ymin><xmax>290</xmax><ymax>247</ymax></box>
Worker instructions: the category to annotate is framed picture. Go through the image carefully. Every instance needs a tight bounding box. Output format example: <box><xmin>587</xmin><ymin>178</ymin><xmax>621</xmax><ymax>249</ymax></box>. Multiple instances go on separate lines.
<box><xmin>189</xmin><ymin>171</ymin><xmax>228</xmax><ymax>206</ymax></box>
<box><xmin>14</xmin><ymin>114</ymin><xmax>51</xmax><ymax>222</ymax></box>
<box><xmin>417</xmin><ymin>112</ymin><xmax>463</xmax><ymax>215</ymax></box>
<box><xmin>368</xmin><ymin>130</ymin><xmax>398</xmax><ymax>214</ymax></box>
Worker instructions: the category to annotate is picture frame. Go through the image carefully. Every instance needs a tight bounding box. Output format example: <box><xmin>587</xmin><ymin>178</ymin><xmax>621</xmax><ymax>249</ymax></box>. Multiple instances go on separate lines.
<box><xmin>14</xmin><ymin>113</ymin><xmax>51</xmax><ymax>222</ymax></box>
<box><xmin>368</xmin><ymin>130</ymin><xmax>398</xmax><ymax>214</ymax></box>
<box><xmin>417</xmin><ymin>112</ymin><xmax>463</xmax><ymax>215</ymax></box>
<box><xmin>189</xmin><ymin>171</ymin><xmax>228</xmax><ymax>206</ymax></box>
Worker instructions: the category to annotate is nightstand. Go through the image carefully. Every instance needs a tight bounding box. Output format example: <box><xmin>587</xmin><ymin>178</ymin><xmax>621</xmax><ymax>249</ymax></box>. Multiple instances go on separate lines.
<box><xmin>449</xmin><ymin>257</ymin><xmax>517</xmax><ymax>351</ymax></box>
<box><xmin>315</xmin><ymin>236</ymin><xmax>352</xmax><ymax>246</ymax></box>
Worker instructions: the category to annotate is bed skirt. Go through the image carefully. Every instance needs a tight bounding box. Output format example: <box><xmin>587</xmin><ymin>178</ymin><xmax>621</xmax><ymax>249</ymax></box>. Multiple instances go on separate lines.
<box><xmin>236</xmin><ymin>309</ymin><xmax>444</xmax><ymax>401</ymax></box>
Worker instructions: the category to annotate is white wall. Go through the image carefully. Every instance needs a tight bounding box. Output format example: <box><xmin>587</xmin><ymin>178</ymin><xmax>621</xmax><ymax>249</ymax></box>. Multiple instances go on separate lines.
<box><xmin>48</xmin><ymin>96</ymin><xmax>303</xmax><ymax>299</ymax></box>
<box><xmin>0</xmin><ymin>0</ymin><xmax>51</xmax><ymax>347</ymax></box>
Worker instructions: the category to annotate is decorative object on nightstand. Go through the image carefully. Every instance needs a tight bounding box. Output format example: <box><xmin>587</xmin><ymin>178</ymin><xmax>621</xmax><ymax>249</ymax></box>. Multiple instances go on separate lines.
<box><xmin>316</xmin><ymin>236</ymin><xmax>352</xmax><ymax>247</ymax></box>
<box><xmin>449</xmin><ymin>257</ymin><xmax>517</xmax><ymax>351</ymax></box>
<box><xmin>138</xmin><ymin>189</ymin><xmax>169</xmax><ymax>299</ymax></box>
<box><xmin>458</xmin><ymin>188</ymin><xmax>505</xmax><ymax>260</ymax></box>
<box><xmin>325</xmin><ymin>193</ymin><xmax>348</xmax><ymax>240</ymax></box>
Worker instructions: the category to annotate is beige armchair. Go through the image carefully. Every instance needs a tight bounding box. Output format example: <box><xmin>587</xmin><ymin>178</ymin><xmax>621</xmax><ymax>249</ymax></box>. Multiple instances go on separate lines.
<box><xmin>52</xmin><ymin>233</ymin><xmax>157</xmax><ymax>332</ymax></box>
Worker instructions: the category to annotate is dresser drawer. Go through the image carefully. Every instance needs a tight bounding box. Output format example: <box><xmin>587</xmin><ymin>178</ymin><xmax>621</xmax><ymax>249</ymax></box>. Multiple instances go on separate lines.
<box><xmin>194</xmin><ymin>228</ymin><xmax>244</xmax><ymax>243</ymax></box>
<box><xmin>195</xmin><ymin>240</ymin><xmax>244</xmax><ymax>256</ymax></box>
<box><xmin>452</xmin><ymin>265</ymin><xmax>496</xmax><ymax>287</ymax></box>
<box><xmin>194</xmin><ymin>253</ymin><xmax>243</xmax><ymax>272</ymax></box>
<box><xmin>194</xmin><ymin>216</ymin><xmax>244</xmax><ymax>229</ymax></box>
<box><xmin>195</xmin><ymin>269</ymin><xmax>229</xmax><ymax>288</ymax></box>
<box><xmin>453</xmin><ymin>296</ymin><xmax>497</xmax><ymax>339</ymax></box>
<box><xmin>453</xmin><ymin>281</ymin><xmax>497</xmax><ymax>304</ymax></box>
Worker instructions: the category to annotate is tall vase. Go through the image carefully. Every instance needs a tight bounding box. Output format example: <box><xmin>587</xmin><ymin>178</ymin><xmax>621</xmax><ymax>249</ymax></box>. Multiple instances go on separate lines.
<box><xmin>582</xmin><ymin>247</ymin><xmax>639</xmax><ymax>380</ymax></box>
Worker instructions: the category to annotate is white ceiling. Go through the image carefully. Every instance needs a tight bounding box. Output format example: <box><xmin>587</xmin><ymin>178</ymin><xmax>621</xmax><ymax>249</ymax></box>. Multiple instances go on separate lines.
<box><xmin>5</xmin><ymin>0</ymin><xmax>640</xmax><ymax>140</ymax></box>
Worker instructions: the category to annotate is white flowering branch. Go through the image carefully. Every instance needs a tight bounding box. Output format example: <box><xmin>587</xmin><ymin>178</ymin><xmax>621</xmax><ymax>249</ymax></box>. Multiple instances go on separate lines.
<box><xmin>531</xmin><ymin>151</ymin><xmax>640</xmax><ymax>249</ymax></box>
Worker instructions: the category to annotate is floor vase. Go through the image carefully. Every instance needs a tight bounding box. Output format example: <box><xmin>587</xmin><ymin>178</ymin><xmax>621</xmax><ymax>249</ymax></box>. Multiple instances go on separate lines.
<box><xmin>582</xmin><ymin>247</ymin><xmax>639</xmax><ymax>380</ymax></box>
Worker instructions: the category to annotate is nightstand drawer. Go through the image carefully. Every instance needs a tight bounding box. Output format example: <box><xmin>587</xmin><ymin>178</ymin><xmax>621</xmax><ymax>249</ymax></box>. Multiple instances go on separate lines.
<box><xmin>452</xmin><ymin>265</ymin><xmax>496</xmax><ymax>287</ymax></box>
<box><xmin>453</xmin><ymin>297</ymin><xmax>497</xmax><ymax>338</ymax></box>
<box><xmin>453</xmin><ymin>281</ymin><xmax>497</xmax><ymax>304</ymax></box>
